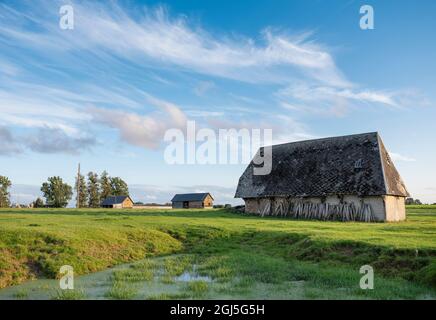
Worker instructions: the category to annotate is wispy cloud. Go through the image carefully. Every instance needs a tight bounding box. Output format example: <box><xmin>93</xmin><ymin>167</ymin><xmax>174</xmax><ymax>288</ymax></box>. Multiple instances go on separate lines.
<box><xmin>389</xmin><ymin>152</ymin><xmax>417</xmax><ymax>162</ymax></box>
<box><xmin>0</xmin><ymin>1</ymin><xmax>348</xmax><ymax>86</ymax></box>
<box><xmin>276</xmin><ymin>81</ymin><xmax>407</xmax><ymax>117</ymax></box>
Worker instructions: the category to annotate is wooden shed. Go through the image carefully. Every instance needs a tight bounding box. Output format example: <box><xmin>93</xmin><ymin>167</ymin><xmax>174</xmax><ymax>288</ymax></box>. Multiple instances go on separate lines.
<box><xmin>101</xmin><ymin>195</ymin><xmax>133</xmax><ymax>209</ymax></box>
<box><xmin>235</xmin><ymin>132</ymin><xmax>409</xmax><ymax>222</ymax></box>
<box><xmin>171</xmin><ymin>193</ymin><xmax>214</xmax><ymax>209</ymax></box>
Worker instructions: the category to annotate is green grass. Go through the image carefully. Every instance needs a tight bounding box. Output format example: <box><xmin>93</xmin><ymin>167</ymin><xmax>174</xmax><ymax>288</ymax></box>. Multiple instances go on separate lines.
<box><xmin>0</xmin><ymin>206</ymin><xmax>435</xmax><ymax>299</ymax></box>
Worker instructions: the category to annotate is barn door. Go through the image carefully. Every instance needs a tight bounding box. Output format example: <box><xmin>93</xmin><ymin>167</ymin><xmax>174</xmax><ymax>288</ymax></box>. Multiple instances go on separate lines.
<box><xmin>183</xmin><ymin>201</ymin><xmax>189</xmax><ymax>209</ymax></box>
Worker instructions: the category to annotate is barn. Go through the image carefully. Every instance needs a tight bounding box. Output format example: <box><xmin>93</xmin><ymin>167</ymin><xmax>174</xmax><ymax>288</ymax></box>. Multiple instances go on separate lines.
<box><xmin>235</xmin><ymin>132</ymin><xmax>409</xmax><ymax>222</ymax></box>
<box><xmin>171</xmin><ymin>193</ymin><xmax>214</xmax><ymax>209</ymax></box>
<box><xmin>101</xmin><ymin>195</ymin><xmax>134</xmax><ymax>209</ymax></box>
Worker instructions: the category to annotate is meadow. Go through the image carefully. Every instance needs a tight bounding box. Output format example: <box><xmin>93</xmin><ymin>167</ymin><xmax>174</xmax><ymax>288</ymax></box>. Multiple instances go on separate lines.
<box><xmin>0</xmin><ymin>205</ymin><xmax>435</xmax><ymax>299</ymax></box>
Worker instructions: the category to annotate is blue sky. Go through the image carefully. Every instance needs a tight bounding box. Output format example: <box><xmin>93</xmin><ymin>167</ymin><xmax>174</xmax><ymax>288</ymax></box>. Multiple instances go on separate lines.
<box><xmin>1</xmin><ymin>0</ymin><xmax>435</xmax><ymax>205</ymax></box>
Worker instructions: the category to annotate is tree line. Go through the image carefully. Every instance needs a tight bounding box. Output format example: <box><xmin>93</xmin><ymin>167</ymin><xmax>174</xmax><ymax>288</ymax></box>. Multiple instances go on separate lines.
<box><xmin>0</xmin><ymin>171</ymin><xmax>129</xmax><ymax>208</ymax></box>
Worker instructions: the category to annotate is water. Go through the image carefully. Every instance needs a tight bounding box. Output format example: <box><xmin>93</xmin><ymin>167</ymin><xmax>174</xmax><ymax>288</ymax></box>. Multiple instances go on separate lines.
<box><xmin>0</xmin><ymin>257</ymin><xmax>212</xmax><ymax>300</ymax></box>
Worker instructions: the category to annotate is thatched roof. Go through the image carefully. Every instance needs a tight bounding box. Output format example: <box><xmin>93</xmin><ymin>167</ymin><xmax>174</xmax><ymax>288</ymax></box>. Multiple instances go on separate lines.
<box><xmin>235</xmin><ymin>132</ymin><xmax>409</xmax><ymax>199</ymax></box>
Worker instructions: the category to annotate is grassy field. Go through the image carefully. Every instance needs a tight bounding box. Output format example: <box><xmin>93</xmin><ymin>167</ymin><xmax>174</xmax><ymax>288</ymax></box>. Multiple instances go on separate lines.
<box><xmin>0</xmin><ymin>205</ymin><xmax>435</xmax><ymax>299</ymax></box>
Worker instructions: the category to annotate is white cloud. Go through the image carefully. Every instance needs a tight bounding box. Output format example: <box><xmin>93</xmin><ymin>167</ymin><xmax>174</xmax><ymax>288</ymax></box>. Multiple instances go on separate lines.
<box><xmin>275</xmin><ymin>81</ymin><xmax>427</xmax><ymax>117</ymax></box>
<box><xmin>389</xmin><ymin>152</ymin><xmax>417</xmax><ymax>162</ymax></box>
<box><xmin>278</xmin><ymin>82</ymin><xmax>397</xmax><ymax>105</ymax></box>
<box><xmin>91</xmin><ymin>95</ymin><xmax>187</xmax><ymax>149</ymax></box>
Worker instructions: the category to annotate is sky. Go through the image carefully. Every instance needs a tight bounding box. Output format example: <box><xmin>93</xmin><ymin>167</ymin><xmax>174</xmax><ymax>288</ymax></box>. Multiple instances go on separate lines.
<box><xmin>1</xmin><ymin>0</ymin><xmax>435</xmax><ymax>205</ymax></box>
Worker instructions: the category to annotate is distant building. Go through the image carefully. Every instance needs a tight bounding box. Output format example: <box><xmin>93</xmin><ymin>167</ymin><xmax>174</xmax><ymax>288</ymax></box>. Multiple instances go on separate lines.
<box><xmin>101</xmin><ymin>195</ymin><xmax>133</xmax><ymax>209</ymax></box>
<box><xmin>171</xmin><ymin>193</ymin><xmax>214</xmax><ymax>209</ymax></box>
<box><xmin>235</xmin><ymin>132</ymin><xmax>409</xmax><ymax>222</ymax></box>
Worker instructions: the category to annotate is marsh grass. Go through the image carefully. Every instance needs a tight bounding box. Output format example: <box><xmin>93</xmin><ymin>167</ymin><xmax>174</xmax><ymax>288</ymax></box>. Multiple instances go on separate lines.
<box><xmin>51</xmin><ymin>289</ymin><xmax>86</xmax><ymax>300</ymax></box>
<box><xmin>105</xmin><ymin>281</ymin><xmax>138</xmax><ymax>300</ymax></box>
<box><xmin>13</xmin><ymin>289</ymin><xmax>28</xmax><ymax>299</ymax></box>
<box><xmin>160</xmin><ymin>274</ymin><xmax>175</xmax><ymax>284</ymax></box>
<box><xmin>185</xmin><ymin>280</ymin><xmax>209</xmax><ymax>298</ymax></box>
<box><xmin>130</xmin><ymin>259</ymin><xmax>157</xmax><ymax>271</ymax></box>
<box><xmin>147</xmin><ymin>292</ymin><xmax>191</xmax><ymax>300</ymax></box>
<box><xmin>112</xmin><ymin>269</ymin><xmax>153</xmax><ymax>282</ymax></box>
<box><xmin>163</xmin><ymin>255</ymin><xmax>194</xmax><ymax>277</ymax></box>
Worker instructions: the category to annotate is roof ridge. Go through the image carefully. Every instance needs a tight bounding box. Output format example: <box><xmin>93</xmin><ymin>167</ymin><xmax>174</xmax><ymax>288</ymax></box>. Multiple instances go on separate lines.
<box><xmin>266</xmin><ymin>132</ymin><xmax>378</xmax><ymax>149</ymax></box>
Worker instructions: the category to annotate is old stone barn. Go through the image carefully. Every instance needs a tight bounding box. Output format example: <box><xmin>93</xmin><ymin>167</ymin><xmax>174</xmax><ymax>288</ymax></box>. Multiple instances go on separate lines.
<box><xmin>235</xmin><ymin>132</ymin><xmax>409</xmax><ymax>222</ymax></box>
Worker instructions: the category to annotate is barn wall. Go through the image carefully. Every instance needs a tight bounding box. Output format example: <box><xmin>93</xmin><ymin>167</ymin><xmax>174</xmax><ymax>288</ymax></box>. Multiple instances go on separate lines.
<box><xmin>204</xmin><ymin>195</ymin><xmax>214</xmax><ymax>207</ymax></box>
<box><xmin>384</xmin><ymin>196</ymin><xmax>406</xmax><ymax>222</ymax></box>
<box><xmin>189</xmin><ymin>201</ymin><xmax>204</xmax><ymax>208</ymax></box>
<box><xmin>342</xmin><ymin>195</ymin><xmax>385</xmax><ymax>222</ymax></box>
<box><xmin>243</xmin><ymin>195</ymin><xmax>389</xmax><ymax>222</ymax></box>
<box><xmin>245</xmin><ymin>198</ymin><xmax>260</xmax><ymax>213</ymax></box>
<box><xmin>172</xmin><ymin>201</ymin><xmax>183</xmax><ymax>209</ymax></box>
<box><xmin>122</xmin><ymin>198</ymin><xmax>133</xmax><ymax>208</ymax></box>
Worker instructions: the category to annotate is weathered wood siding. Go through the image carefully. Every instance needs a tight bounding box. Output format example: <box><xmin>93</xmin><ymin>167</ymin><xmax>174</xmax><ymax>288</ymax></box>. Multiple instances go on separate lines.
<box><xmin>172</xmin><ymin>201</ymin><xmax>184</xmax><ymax>209</ymax></box>
<box><xmin>203</xmin><ymin>194</ymin><xmax>214</xmax><ymax>207</ymax></box>
<box><xmin>172</xmin><ymin>196</ymin><xmax>213</xmax><ymax>209</ymax></box>
<box><xmin>122</xmin><ymin>197</ymin><xmax>133</xmax><ymax>208</ymax></box>
<box><xmin>243</xmin><ymin>194</ymin><xmax>405</xmax><ymax>222</ymax></box>
<box><xmin>188</xmin><ymin>201</ymin><xmax>204</xmax><ymax>208</ymax></box>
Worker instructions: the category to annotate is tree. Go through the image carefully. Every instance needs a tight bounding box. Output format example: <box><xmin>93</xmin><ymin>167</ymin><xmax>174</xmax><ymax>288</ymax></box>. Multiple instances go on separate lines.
<box><xmin>99</xmin><ymin>171</ymin><xmax>129</xmax><ymax>199</ymax></box>
<box><xmin>110</xmin><ymin>177</ymin><xmax>129</xmax><ymax>196</ymax></box>
<box><xmin>87</xmin><ymin>171</ymin><xmax>100</xmax><ymax>208</ymax></box>
<box><xmin>405</xmin><ymin>198</ymin><xmax>414</xmax><ymax>205</ymax></box>
<box><xmin>41</xmin><ymin>176</ymin><xmax>73</xmax><ymax>208</ymax></box>
<box><xmin>33</xmin><ymin>198</ymin><xmax>44</xmax><ymax>208</ymax></box>
<box><xmin>406</xmin><ymin>198</ymin><xmax>423</xmax><ymax>205</ymax></box>
<box><xmin>0</xmin><ymin>176</ymin><xmax>12</xmax><ymax>208</ymax></box>
<box><xmin>75</xmin><ymin>173</ymin><xmax>88</xmax><ymax>208</ymax></box>
<box><xmin>100</xmin><ymin>171</ymin><xmax>112</xmax><ymax>200</ymax></box>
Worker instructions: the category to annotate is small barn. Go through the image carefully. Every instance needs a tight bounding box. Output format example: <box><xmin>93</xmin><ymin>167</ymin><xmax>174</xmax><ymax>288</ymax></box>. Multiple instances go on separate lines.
<box><xmin>235</xmin><ymin>132</ymin><xmax>409</xmax><ymax>222</ymax></box>
<box><xmin>101</xmin><ymin>195</ymin><xmax>133</xmax><ymax>209</ymax></box>
<box><xmin>171</xmin><ymin>193</ymin><xmax>214</xmax><ymax>209</ymax></box>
